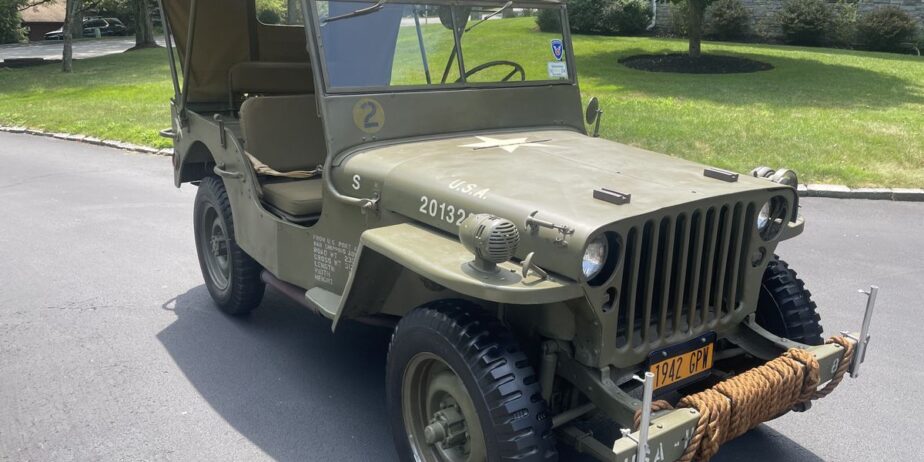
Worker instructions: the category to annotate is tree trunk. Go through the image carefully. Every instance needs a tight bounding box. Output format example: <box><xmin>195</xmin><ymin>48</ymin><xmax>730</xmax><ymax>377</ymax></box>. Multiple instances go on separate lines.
<box><xmin>687</xmin><ymin>0</ymin><xmax>706</xmax><ymax>58</ymax></box>
<box><xmin>286</xmin><ymin>0</ymin><xmax>299</xmax><ymax>24</ymax></box>
<box><xmin>133</xmin><ymin>0</ymin><xmax>156</xmax><ymax>49</ymax></box>
<box><xmin>62</xmin><ymin>0</ymin><xmax>80</xmax><ymax>72</ymax></box>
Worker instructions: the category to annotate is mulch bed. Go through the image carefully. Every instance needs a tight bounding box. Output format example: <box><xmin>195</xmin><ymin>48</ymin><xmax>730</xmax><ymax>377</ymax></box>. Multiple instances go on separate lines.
<box><xmin>619</xmin><ymin>53</ymin><xmax>773</xmax><ymax>74</ymax></box>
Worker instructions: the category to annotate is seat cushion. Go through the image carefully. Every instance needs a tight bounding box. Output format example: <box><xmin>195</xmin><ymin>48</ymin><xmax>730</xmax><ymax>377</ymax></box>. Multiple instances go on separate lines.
<box><xmin>261</xmin><ymin>179</ymin><xmax>324</xmax><ymax>217</ymax></box>
<box><xmin>239</xmin><ymin>94</ymin><xmax>326</xmax><ymax>173</ymax></box>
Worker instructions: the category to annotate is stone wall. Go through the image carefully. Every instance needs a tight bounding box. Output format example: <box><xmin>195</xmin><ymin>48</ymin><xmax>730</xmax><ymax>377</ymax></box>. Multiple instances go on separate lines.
<box><xmin>652</xmin><ymin>0</ymin><xmax>924</xmax><ymax>39</ymax></box>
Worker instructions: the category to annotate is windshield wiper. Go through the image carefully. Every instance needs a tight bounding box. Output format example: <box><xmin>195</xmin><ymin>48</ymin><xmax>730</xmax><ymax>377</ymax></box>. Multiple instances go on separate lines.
<box><xmin>464</xmin><ymin>1</ymin><xmax>513</xmax><ymax>32</ymax></box>
<box><xmin>322</xmin><ymin>0</ymin><xmax>387</xmax><ymax>24</ymax></box>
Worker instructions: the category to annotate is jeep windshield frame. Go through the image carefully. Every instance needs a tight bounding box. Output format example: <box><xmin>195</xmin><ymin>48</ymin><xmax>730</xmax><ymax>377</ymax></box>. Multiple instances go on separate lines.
<box><xmin>305</xmin><ymin>0</ymin><xmax>576</xmax><ymax>94</ymax></box>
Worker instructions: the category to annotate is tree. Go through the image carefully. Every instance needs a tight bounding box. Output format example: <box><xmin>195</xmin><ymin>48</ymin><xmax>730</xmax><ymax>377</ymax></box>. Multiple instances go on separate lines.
<box><xmin>0</xmin><ymin>0</ymin><xmax>57</xmax><ymax>44</ymax></box>
<box><xmin>131</xmin><ymin>0</ymin><xmax>155</xmax><ymax>49</ymax></box>
<box><xmin>62</xmin><ymin>0</ymin><xmax>80</xmax><ymax>72</ymax></box>
<box><xmin>673</xmin><ymin>0</ymin><xmax>712</xmax><ymax>57</ymax></box>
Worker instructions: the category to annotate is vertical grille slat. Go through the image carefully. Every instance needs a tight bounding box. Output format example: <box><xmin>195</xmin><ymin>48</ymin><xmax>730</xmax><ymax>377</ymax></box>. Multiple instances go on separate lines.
<box><xmin>613</xmin><ymin>200</ymin><xmax>756</xmax><ymax>350</ymax></box>
<box><xmin>672</xmin><ymin>214</ymin><xmax>691</xmax><ymax>335</ymax></box>
<box><xmin>625</xmin><ymin>227</ymin><xmax>644</xmax><ymax>347</ymax></box>
<box><xmin>658</xmin><ymin>217</ymin><xmax>676</xmax><ymax>339</ymax></box>
<box><xmin>687</xmin><ymin>210</ymin><xmax>707</xmax><ymax>333</ymax></box>
<box><xmin>699</xmin><ymin>208</ymin><xmax>719</xmax><ymax>326</ymax></box>
<box><xmin>641</xmin><ymin>221</ymin><xmax>660</xmax><ymax>344</ymax></box>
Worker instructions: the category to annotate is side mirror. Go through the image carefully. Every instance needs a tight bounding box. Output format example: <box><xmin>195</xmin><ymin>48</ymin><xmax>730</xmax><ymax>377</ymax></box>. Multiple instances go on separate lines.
<box><xmin>438</xmin><ymin>6</ymin><xmax>471</xmax><ymax>32</ymax></box>
<box><xmin>586</xmin><ymin>97</ymin><xmax>603</xmax><ymax>138</ymax></box>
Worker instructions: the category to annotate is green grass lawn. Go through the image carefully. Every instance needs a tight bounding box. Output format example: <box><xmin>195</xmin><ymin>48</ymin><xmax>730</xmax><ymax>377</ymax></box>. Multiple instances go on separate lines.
<box><xmin>1</xmin><ymin>17</ymin><xmax>922</xmax><ymax>187</ymax></box>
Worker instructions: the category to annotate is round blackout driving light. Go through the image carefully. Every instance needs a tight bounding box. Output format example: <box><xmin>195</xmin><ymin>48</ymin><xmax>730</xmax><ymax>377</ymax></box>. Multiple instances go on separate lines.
<box><xmin>582</xmin><ymin>235</ymin><xmax>608</xmax><ymax>280</ymax></box>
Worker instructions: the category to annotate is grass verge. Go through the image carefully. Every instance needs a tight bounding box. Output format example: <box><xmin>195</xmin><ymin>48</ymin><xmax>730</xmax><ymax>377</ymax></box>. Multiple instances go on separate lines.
<box><xmin>0</xmin><ymin>20</ymin><xmax>922</xmax><ymax>186</ymax></box>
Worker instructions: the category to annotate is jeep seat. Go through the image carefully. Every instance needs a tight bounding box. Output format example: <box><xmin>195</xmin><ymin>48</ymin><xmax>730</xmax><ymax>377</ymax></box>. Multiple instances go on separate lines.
<box><xmin>228</xmin><ymin>61</ymin><xmax>314</xmax><ymax>106</ymax></box>
<box><xmin>239</xmin><ymin>94</ymin><xmax>326</xmax><ymax>217</ymax></box>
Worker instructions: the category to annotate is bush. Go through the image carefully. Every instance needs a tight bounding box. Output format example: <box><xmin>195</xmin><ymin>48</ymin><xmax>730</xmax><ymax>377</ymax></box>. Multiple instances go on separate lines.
<box><xmin>0</xmin><ymin>4</ymin><xmax>25</xmax><ymax>44</ymax></box>
<box><xmin>827</xmin><ymin>0</ymin><xmax>858</xmax><ymax>48</ymax></box>
<box><xmin>257</xmin><ymin>7</ymin><xmax>282</xmax><ymax>25</ymax></box>
<box><xmin>857</xmin><ymin>6</ymin><xmax>918</xmax><ymax>52</ymax></box>
<box><xmin>539</xmin><ymin>0</ymin><xmax>651</xmax><ymax>35</ymax></box>
<box><xmin>568</xmin><ymin>0</ymin><xmax>610</xmax><ymax>34</ymax></box>
<box><xmin>536</xmin><ymin>8</ymin><xmax>562</xmax><ymax>32</ymax></box>
<box><xmin>601</xmin><ymin>0</ymin><xmax>653</xmax><ymax>36</ymax></box>
<box><xmin>706</xmin><ymin>0</ymin><xmax>749</xmax><ymax>40</ymax></box>
<box><xmin>777</xmin><ymin>0</ymin><xmax>830</xmax><ymax>46</ymax></box>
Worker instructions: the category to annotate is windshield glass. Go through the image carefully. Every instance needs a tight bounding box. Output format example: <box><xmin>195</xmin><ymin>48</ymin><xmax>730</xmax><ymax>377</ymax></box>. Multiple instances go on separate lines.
<box><xmin>312</xmin><ymin>1</ymin><xmax>571</xmax><ymax>91</ymax></box>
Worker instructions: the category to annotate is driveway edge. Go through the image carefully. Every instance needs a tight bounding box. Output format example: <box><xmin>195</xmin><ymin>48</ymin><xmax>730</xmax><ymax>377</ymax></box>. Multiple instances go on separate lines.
<box><xmin>3</xmin><ymin>125</ymin><xmax>922</xmax><ymax>202</ymax></box>
<box><xmin>0</xmin><ymin>125</ymin><xmax>173</xmax><ymax>157</ymax></box>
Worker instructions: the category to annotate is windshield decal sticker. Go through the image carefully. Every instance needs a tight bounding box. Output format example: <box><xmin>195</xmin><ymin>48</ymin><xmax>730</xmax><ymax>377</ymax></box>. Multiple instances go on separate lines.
<box><xmin>460</xmin><ymin>136</ymin><xmax>557</xmax><ymax>153</ymax></box>
<box><xmin>551</xmin><ymin>39</ymin><xmax>564</xmax><ymax>61</ymax></box>
<box><xmin>547</xmin><ymin>62</ymin><xmax>568</xmax><ymax>79</ymax></box>
<box><xmin>353</xmin><ymin>98</ymin><xmax>385</xmax><ymax>134</ymax></box>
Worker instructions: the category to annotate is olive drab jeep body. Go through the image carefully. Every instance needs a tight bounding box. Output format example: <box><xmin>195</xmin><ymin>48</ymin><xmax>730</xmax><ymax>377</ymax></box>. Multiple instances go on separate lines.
<box><xmin>159</xmin><ymin>1</ymin><xmax>877</xmax><ymax>460</ymax></box>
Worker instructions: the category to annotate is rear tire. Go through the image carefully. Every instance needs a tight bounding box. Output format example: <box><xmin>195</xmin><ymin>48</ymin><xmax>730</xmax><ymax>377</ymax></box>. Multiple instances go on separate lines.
<box><xmin>194</xmin><ymin>176</ymin><xmax>265</xmax><ymax>315</ymax></box>
<box><xmin>386</xmin><ymin>300</ymin><xmax>558</xmax><ymax>462</ymax></box>
<box><xmin>756</xmin><ymin>257</ymin><xmax>824</xmax><ymax>345</ymax></box>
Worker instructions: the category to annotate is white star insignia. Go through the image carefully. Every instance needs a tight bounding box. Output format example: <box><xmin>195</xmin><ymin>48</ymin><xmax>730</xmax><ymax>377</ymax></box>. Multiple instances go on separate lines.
<box><xmin>460</xmin><ymin>136</ymin><xmax>557</xmax><ymax>153</ymax></box>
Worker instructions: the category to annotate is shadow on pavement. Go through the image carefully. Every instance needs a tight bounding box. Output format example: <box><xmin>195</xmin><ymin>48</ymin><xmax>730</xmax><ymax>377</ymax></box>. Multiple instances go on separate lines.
<box><xmin>158</xmin><ymin>286</ymin><xmax>824</xmax><ymax>462</ymax></box>
<box><xmin>157</xmin><ymin>285</ymin><xmax>398</xmax><ymax>461</ymax></box>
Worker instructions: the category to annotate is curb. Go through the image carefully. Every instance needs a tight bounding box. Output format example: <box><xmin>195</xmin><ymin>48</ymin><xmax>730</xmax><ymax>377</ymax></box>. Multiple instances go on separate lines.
<box><xmin>0</xmin><ymin>125</ymin><xmax>173</xmax><ymax>157</ymax></box>
<box><xmin>2</xmin><ymin>125</ymin><xmax>922</xmax><ymax>202</ymax></box>
<box><xmin>797</xmin><ymin>184</ymin><xmax>924</xmax><ymax>202</ymax></box>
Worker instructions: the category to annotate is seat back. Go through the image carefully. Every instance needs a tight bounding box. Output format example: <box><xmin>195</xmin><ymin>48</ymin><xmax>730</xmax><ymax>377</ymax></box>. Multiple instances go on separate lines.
<box><xmin>239</xmin><ymin>95</ymin><xmax>326</xmax><ymax>173</ymax></box>
<box><xmin>228</xmin><ymin>61</ymin><xmax>314</xmax><ymax>105</ymax></box>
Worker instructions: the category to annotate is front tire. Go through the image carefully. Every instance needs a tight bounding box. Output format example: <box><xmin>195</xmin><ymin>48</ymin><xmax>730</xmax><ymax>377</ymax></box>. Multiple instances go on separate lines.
<box><xmin>386</xmin><ymin>300</ymin><xmax>557</xmax><ymax>462</ymax></box>
<box><xmin>756</xmin><ymin>257</ymin><xmax>824</xmax><ymax>345</ymax></box>
<box><xmin>194</xmin><ymin>176</ymin><xmax>265</xmax><ymax>315</ymax></box>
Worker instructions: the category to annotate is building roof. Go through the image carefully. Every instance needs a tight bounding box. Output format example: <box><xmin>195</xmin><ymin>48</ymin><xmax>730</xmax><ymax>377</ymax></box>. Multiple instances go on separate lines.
<box><xmin>20</xmin><ymin>2</ymin><xmax>67</xmax><ymax>23</ymax></box>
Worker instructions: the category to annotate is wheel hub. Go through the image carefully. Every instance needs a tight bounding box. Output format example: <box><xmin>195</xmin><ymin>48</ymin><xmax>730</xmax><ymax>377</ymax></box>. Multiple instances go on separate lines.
<box><xmin>424</xmin><ymin>402</ymin><xmax>467</xmax><ymax>449</ymax></box>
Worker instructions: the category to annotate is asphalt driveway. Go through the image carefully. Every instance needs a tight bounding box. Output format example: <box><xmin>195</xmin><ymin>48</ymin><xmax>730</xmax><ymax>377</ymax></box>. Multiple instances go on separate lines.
<box><xmin>0</xmin><ymin>37</ymin><xmax>163</xmax><ymax>61</ymax></box>
<box><xmin>0</xmin><ymin>132</ymin><xmax>921</xmax><ymax>461</ymax></box>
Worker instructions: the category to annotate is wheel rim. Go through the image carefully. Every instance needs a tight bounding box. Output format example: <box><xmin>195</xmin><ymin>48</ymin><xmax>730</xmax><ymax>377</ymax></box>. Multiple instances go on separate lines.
<box><xmin>402</xmin><ymin>353</ymin><xmax>487</xmax><ymax>462</ymax></box>
<box><xmin>199</xmin><ymin>204</ymin><xmax>231</xmax><ymax>291</ymax></box>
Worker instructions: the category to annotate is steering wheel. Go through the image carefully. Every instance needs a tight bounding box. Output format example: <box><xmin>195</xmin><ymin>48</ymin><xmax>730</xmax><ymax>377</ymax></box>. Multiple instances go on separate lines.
<box><xmin>455</xmin><ymin>60</ymin><xmax>526</xmax><ymax>83</ymax></box>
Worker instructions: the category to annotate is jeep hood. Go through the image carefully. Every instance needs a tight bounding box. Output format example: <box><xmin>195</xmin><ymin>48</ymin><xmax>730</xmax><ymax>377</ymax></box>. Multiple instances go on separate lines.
<box><xmin>338</xmin><ymin>129</ymin><xmax>790</xmax><ymax>278</ymax></box>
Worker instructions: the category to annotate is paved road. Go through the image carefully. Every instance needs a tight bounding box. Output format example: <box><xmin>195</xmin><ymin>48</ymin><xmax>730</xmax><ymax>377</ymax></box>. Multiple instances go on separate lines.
<box><xmin>0</xmin><ymin>37</ymin><xmax>163</xmax><ymax>61</ymax></box>
<box><xmin>0</xmin><ymin>132</ymin><xmax>921</xmax><ymax>461</ymax></box>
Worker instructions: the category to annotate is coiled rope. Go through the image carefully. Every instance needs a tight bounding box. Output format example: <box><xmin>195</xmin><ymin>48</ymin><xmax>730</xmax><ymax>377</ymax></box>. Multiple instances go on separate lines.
<box><xmin>633</xmin><ymin>336</ymin><xmax>855</xmax><ymax>462</ymax></box>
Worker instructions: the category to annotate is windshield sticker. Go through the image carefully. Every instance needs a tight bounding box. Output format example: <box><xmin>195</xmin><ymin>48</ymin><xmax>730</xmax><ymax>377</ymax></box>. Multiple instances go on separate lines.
<box><xmin>550</xmin><ymin>39</ymin><xmax>564</xmax><ymax>61</ymax></box>
<box><xmin>352</xmin><ymin>98</ymin><xmax>385</xmax><ymax>134</ymax></box>
<box><xmin>547</xmin><ymin>62</ymin><xmax>568</xmax><ymax>79</ymax></box>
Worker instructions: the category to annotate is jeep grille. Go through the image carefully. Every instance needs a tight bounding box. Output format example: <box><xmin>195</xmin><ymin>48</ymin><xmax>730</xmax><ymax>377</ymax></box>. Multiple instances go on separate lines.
<box><xmin>614</xmin><ymin>201</ymin><xmax>757</xmax><ymax>349</ymax></box>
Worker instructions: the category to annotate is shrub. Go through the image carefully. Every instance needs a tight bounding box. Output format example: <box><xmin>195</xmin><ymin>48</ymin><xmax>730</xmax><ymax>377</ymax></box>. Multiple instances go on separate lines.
<box><xmin>0</xmin><ymin>4</ymin><xmax>25</xmax><ymax>44</ymax></box>
<box><xmin>669</xmin><ymin>0</ymin><xmax>691</xmax><ymax>37</ymax></box>
<box><xmin>857</xmin><ymin>6</ymin><xmax>918</xmax><ymax>52</ymax></box>
<box><xmin>601</xmin><ymin>0</ymin><xmax>653</xmax><ymax>35</ymax></box>
<box><xmin>777</xmin><ymin>0</ymin><xmax>830</xmax><ymax>46</ymax></box>
<box><xmin>568</xmin><ymin>0</ymin><xmax>610</xmax><ymax>34</ymax></box>
<box><xmin>827</xmin><ymin>0</ymin><xmax>858</xmax><ymax>48</ymax></box>
<box><xmin>536</xmin><ymin>8</ymin><xmax>562</xmax><ymax>32</ymax></box>
<box><xmin>257</xmin><ymin>7</ymin><xmax>282</xmax><ymax>25</ymax></box>
<box><xmin>706</xmin><ymin>0</ymin><xmax>749</xmax><ymax>40</ymax></box>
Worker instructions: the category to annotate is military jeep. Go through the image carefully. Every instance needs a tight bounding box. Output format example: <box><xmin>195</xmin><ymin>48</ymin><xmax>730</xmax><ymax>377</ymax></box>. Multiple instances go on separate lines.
<box><xmin>159</xmin><ymin>1</ymin><xmax>876</xmax><ymax>460</ymax></box>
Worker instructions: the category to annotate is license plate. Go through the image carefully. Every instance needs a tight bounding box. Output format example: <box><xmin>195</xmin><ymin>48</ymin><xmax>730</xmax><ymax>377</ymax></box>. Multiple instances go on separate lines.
<box><xmin>649</xmin><ymin>336</ymin><xmax>715</xmax><ymax>391</ymax></box>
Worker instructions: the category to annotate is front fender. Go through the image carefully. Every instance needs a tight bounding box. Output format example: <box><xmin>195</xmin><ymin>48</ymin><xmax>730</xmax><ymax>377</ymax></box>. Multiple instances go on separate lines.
<box><xmin>331</xmin><ymin>223</ymin><xmax>583</xmax><ymax>329</ymax></box>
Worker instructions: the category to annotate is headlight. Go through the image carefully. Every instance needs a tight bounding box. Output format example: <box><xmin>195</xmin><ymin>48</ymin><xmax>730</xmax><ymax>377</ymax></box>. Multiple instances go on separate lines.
<box><xmin>582</xmin><ymin>235</ymin><xmax>608</xmax><ymax>280</ymax></box>
<box><xmin>756</xmin><ymin>197</ymin><xmax>788</xmax><ymax>240</ymax></box>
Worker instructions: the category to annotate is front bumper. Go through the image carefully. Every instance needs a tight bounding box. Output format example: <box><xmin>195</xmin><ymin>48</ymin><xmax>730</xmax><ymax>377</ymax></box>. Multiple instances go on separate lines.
<box><xmin>560</xmin><ymin>340</ymin><xmax>856</xmax><ymax>462</ymax></box>
<box><xmin>556</xmin><ymin>285</ymin><xmax>879</xmax><ymax>462</ymax></box>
